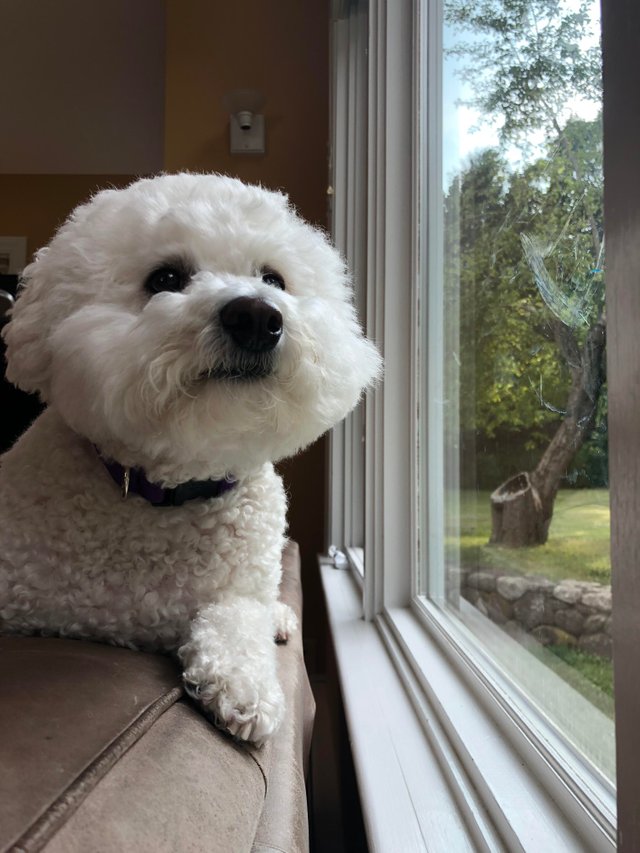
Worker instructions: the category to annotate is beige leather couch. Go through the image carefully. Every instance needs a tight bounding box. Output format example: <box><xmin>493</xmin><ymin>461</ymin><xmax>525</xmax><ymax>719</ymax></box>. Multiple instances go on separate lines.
<box><xmin>0</xmin><ymin>541</ymin><xmax>314</xmax><ymax>853</ymax></box>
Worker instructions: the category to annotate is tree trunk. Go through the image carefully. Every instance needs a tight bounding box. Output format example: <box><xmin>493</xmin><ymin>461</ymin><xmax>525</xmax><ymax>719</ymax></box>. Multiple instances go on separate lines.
<box><xmin>489</xmin><ymin>318</ymin><xmax>606</xmax><ymax>547</ymax></box>
<box><xmin>490</xmin><ymin>472</ymin><xmax>545</xmax><ymax>546</ymax></box>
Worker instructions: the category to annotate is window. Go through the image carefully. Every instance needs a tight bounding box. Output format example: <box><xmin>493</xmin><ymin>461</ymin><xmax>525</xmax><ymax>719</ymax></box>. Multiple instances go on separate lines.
<box><xmin>420</xmin><ymin>0</ymin><xmax>614</xmax><ymax>784</ymax></box>
<box><xmin>325</xmin><ymin>0</ymin><xmax>640</xmax><ymax>849</ymax></box>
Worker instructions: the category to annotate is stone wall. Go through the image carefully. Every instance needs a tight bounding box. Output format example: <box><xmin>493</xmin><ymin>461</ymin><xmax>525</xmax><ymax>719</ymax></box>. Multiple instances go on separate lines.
<box><xmin>461</xmin><ymin>569</ymin><xmax>613</xmax><ymax>659</ymax></box>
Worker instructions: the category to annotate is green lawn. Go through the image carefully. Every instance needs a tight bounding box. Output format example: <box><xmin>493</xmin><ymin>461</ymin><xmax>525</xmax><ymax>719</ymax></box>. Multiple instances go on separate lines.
<box><xmin>453</xmin><ymin>488</ymin><xmax>613</xmax><ymax>702</ymax></box>
<box><xmin>547</xmin><ymin>645</ymin><xmax>614</xmax><ymax>700</ymax></box>
<box><xmin>453</xmin><ymin>488</ymin><xmax>611</xmax><ymax>584</ymax></box>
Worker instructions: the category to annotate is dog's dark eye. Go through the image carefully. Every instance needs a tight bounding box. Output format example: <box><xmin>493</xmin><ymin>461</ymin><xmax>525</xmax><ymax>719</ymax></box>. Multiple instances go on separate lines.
<box><xmin>144</xmin><ymin>265</ymin><xmax>190</xmax><ymax>295</ymax></box>
<box><xmin>261</xmin><ymin>269</ymin><xmax>285</xmax><ymax>291</ymax></box>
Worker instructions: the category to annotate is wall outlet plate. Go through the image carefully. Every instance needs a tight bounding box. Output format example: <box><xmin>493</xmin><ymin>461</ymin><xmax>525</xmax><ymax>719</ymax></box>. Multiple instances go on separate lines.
<box><xmin>229</xmin><ymin>114</ymin><xmax>265</xmax><ymax>154</ymax></box>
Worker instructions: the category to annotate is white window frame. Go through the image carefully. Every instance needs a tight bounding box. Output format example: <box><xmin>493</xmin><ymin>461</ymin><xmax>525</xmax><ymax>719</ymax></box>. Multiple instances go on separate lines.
<box><xmin>324</xmin><ymin>0</ymin><xmax>640</xmax><ymax>849</ymax></box>
<box><xmin>328</xmin><ymin>0</ymin><xmax>369</xmax><ymax>573</ymax></box>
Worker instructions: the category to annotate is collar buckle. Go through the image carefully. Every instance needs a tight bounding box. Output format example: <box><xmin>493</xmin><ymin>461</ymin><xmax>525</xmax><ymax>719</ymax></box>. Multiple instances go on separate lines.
<box><xmin>121</xmin><ymin>467</ymin><xmax>130</xmax><ymax>500</ymax></box>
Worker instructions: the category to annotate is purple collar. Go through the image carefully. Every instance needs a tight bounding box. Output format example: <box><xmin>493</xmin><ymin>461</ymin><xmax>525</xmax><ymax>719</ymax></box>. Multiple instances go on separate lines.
<box><xmin>98</xmin><ymin>454</ymin><xmax>236</xmax><ymax>507</ymax></box>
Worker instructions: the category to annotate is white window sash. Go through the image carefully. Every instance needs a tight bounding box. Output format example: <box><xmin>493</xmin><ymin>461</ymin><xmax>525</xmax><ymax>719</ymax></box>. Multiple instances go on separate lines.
<box><xmin>328</xmin><ymin>2</ymin><xmax>368</xmax><ymax>557</ymax></box>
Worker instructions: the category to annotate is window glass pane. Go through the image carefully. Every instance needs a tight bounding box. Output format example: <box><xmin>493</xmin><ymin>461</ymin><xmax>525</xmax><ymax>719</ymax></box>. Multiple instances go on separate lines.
<box><xmin>423</xmin><ymin>0</ymin><xmax>612</xmax><ymax>781</ymax></box>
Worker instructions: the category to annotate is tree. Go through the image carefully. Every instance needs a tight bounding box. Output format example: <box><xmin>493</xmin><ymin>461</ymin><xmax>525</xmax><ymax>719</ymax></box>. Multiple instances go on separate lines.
<box><xmin>445</xmin><ymin>0</ymin><xmax>604</xmax><ymax>546</ymax></box>
<box><xmin>448</xmin><ymin>148</ymin><xmax>568</xmax><ymax>443</ymax></box>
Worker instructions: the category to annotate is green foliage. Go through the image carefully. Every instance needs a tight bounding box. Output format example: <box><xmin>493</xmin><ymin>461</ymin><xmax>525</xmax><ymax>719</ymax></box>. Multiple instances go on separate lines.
<box><xmin>461</xmin><ymin>425</ymin><xmax>559</xmax><ymax>489</ymax></box>
<box><xmin>517</xmin><ymin>115</ymin><xmax>604</xmax><ymax>326</ymax></box>
<box><xmin>444</xmin><ymin>0</ymin><xmax>601</xmax><ymax>144</ymax></box>
<box><xmin>566</xmin><ymin>388</ymin><xmax>608</xmax><ymax>487</ymax></box>
<box><xmin>443</xmin><ymin>0</ymin><xmax>606</xmax><ymax>491</ymax></box>
<box><xmin>447</xmin><ymin>122</ymin><xmax>604</xmax><ymax>441</ymax></box>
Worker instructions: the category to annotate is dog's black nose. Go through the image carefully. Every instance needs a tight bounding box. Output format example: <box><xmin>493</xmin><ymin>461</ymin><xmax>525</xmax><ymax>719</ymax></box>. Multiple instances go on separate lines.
<box><xmin>219</xmin><ymin>297</ymin><xmax>283</xmax><ymax>353</ymax></box>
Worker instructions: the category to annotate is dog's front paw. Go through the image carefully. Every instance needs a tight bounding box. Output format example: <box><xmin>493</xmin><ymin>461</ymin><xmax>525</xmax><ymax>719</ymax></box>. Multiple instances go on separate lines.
<box><xmin>180</xmin><ymin>598</ymin><xmax>287</xmax><ymax>743</ymax></box>
<box><xmin>272</xmin><ymin>601</ymin><xmax>298</xmax><ymax>643</ymax></box>
<box><xmin>183</xmin><ymin>672</ymin><xmax>285</xmax><ymax>745</ymax></box>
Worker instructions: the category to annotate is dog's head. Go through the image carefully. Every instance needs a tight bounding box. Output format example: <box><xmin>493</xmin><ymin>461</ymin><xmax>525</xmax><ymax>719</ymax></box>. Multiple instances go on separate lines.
<box><xmin>3</xmin><ymin>174</ymin><xmax>381</xmax><ymax>482</ymax></box>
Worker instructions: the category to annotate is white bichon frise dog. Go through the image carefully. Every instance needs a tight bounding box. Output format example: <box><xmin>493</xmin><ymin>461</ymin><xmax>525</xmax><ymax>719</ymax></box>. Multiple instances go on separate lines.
<box><xmin>0</xmin><ymin>173</ymin><xmax>380</xmax><ymax>743</ymax></box>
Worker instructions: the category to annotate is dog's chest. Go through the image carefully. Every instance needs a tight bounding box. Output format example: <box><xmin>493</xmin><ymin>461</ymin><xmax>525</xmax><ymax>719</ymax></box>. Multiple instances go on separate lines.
<box><xmin>0</xmin><ymin>415</ymin><xmax>286</xmax><ymax>648</ymax></box>
<box><xmin>23</xmin><ymin>481</ymin><xmax>265</xmax><ymax>584</ymax></box>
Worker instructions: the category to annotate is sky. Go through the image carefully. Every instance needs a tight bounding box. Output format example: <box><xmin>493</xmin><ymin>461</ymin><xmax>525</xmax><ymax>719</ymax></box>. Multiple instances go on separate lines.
<box><xmin>441</xmin><ymin>1</ymin><xmax>601</xmax><ymax>189</ymax></box>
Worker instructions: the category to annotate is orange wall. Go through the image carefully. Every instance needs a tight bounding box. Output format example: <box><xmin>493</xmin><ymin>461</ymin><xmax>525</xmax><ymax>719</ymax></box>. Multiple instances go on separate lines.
<box><xmin>164</xmin><ymin>0</ymin><xmax>330</xmax><ymax>227</ymax></box>
<box><xmin>0</xmin><ymin>176</ymin><xmax>135</xmax><ymax>261</ymax></box>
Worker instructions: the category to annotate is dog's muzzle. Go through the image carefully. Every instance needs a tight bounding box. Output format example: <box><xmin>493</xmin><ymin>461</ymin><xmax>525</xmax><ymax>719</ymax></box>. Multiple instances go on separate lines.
<box><xmin>220</xmin><ymin>296</ymin><xmax>283</xmax><ymax>353</ymax></box>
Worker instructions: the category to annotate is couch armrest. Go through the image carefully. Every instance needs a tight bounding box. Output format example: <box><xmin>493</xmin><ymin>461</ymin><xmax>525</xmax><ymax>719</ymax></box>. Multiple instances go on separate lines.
<box><xmin>0</xmin><ymin>540</ymin><xmax>314</xmax><ymax>853</ymax></box>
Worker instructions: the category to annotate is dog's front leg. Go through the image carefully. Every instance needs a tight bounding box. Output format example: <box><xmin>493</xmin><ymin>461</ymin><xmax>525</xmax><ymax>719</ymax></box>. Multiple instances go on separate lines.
<box><xmin>178</xmin><ymin>597</ymin><xmax>285</xmax><ymax>744</ymax></box>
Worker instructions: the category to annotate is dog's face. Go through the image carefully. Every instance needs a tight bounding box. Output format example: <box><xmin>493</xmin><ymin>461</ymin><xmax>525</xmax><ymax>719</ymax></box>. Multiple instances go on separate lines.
<box><xmin>3</xmin><ymin>174</ymin><xmax>381</xmax><ymax>481</ymax></box>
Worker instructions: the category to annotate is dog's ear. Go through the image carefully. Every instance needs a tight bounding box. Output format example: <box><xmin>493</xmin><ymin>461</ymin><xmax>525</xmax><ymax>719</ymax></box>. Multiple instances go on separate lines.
<box><xmin>2</xmin><ymin>250</ymin><xmax>54</xmax><ymax>400</ymax></box>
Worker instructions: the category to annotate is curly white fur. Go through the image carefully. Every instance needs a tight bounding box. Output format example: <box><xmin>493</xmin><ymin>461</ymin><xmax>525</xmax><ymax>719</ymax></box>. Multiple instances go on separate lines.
<box><xmin>0</xmin><ymin>173</ymin><xmax>381</xmax><ymax>743</ymax></box>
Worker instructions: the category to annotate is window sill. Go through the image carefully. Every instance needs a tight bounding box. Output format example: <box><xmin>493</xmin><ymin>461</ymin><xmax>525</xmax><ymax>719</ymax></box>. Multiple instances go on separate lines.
<box><xmin>319</xmin><ymin>556</ymin><xmax>616</xmax><ymax>852</ymax></box>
